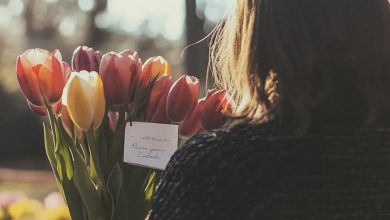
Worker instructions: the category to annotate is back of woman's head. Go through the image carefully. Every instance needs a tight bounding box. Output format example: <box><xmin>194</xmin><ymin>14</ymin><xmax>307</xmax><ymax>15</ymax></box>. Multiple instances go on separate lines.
<box><xmin>211</xmin><ymin>0</ymin><xmax>390</xmax><ymax>133</ymax></box>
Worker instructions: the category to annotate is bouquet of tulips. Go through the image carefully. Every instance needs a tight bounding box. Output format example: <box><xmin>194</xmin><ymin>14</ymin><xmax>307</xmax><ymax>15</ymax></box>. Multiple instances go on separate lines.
<box><xmin>15</xmin><ymin>46</ymin><xmax>233</xmax><ymax>220</ymax></box>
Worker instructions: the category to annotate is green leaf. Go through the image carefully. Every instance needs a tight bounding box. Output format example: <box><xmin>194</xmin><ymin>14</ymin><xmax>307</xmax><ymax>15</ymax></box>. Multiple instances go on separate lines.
<box><xmin>144</xmin><ymin>171</ymin><xmax>156</xmax><ymax>201</ymax></box>
<box><xmin>43</xmin><ymin>123</ymin><xmax>56</xmax><ymax>166</ymax></box>
<box><xmin>44</xmin><ymin>123</ymin><xmax>85</xmax><ymax>219</ymax></box>
<box><xmin>60</xmin><ymin>174</ymin><xmax>86</xmax><ymax>220</ymax></box>
<box><xmin>107</xmin><ymin>163</ymin><xmax>123</xmax><ymax>220</ymax></box>
<box><xmin>70</xmin><ymin>146</ymin><xmax>107</xmax><ymax>220</ymax></box>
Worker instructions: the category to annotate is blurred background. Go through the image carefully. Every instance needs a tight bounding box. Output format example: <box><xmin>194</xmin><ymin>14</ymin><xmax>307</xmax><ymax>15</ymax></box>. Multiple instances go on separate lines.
<box><xmin>0</xmin><ymin>0</ymin><xmax>230</xmax><ymax>213</ymax></box>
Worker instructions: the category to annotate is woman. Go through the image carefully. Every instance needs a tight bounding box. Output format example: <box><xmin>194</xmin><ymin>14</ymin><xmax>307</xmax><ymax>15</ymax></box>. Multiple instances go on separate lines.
<box><xmin>149</xmin><ymin>0</ymin><xmax>390</xmax><ymax>219</ymax></box>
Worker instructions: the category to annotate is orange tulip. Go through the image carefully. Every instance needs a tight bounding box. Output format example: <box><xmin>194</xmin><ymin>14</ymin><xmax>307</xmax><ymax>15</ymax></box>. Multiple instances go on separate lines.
<box><xmin>179</xmin><ymin>98</ymin><xmax>205</xmax><ymax>138</ymax></box>
<box><xmin>166</xmin><ymin>75</ymin><xmax>200</xmax><ymax>123</ymax></box>
<box><xmin>141</xmin><ymin>56</ymin><xmax>171</xmax><ymax>87</ymax></box>
<box><xmin>72</xmin><ymin>46</ymin><xmax>102</xmax><ymax>72</ymax></box>
<box><xmin>201</xmin><ymin>90</ymin><xmax>233</xmax><ymax>131</ymax></box>
<box><xmin>145</xmin><ymin>76</ymin><xmax>172</xmax><ymax>123</ymax></box>
<box><xmin>16</xmin><ymin>49</ymin><xmax>66</xmax><ymax>107</ymax></box>
<box><xmin>100</xmin><ymin>51</ymin><xmax>142</xmax><ymax>106</ymax></box>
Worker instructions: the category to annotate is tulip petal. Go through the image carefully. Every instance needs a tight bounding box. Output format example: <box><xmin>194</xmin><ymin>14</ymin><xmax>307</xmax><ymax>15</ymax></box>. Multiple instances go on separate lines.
<box><xmin>65</xmin><ymin>72</ymin><xmax>95</xmax><ymax>130</ymax></box>
<box><xmin>179</xmin><ymin>98</ymin><xmax>205</xmax><ymax>138</ymax></box>
<box><xmin>17</xmin><ymin>56</ymin><xmax>45</xmax><ymax>106</ymax></box>
<box><xmin>145</xmin><ymin>76</ymin><xmax>172</xmax><ymax>123</ymax></box>
<box><xmin>166</xmin><ymin>75</ymin><xmax>200</xmax><ymax>123</ymax></box>
<box><xmin>27</xmin><ymin>100</ymin><xmax>48</xmax><ymax>116</ymax></box>
<box><xmin>141</xmin><ymin>56</ymin><xmax>171</xmax><ymax>86</ymax></box>
<box><xmin>37</xmin><ymin>52</ymin><xmax>65</xmax><ymax>104</ymax></box>
<box><xmin>201</xmin><ymin>90</ymin><xmax>233</xmax><ymax>131</ymax></box>
<box><xmin>100</xmin><ymin>52</ymin><xmax>133</xmax><ymax>105</ymax></box>
<box><xmin>23</xmin><ymin>48</ymin><xmax>50</xmax><ymax>65</ymax></box>
<box><xmin>91</xmin><ymin>72</ymin><xmax>106</xmax><ymax>129</ymax></box>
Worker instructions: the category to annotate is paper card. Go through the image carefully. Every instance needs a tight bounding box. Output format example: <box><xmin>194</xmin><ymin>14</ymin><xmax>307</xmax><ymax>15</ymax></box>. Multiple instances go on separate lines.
<box><xmin>123</xmin><ymin>122</ymin><xmax>179</xmax><ymax>170</ymax></box>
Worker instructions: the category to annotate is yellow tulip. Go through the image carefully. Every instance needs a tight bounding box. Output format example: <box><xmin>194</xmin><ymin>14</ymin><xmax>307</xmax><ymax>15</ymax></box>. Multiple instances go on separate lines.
<box><xmin>62</xmin><ymin>70</ymin><xmax>105</xmax><ymax>131</ymax></box>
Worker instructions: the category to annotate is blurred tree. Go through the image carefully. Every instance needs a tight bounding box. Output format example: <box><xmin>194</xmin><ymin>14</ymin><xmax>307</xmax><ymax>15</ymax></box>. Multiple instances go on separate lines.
<box><xmin>184</xmin><ymin>0</ymin><xmax>208</xmax><ymax>82</ymax></box>
<box><xmin>85</xmin><ymin>0</ymin><xmax>108</xmax><ymax>47</ymax></box>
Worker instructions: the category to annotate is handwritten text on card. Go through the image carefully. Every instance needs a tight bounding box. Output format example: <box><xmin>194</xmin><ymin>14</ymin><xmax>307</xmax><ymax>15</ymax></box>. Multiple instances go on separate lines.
<box><xmin>124</xmin><ymin>122</ymin><xmax>179</xmax><ymax>170</ymax></box>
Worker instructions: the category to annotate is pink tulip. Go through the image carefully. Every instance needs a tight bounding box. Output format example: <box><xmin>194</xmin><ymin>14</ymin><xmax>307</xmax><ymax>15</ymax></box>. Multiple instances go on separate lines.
<box><xmin>166</xmin><ymin>75</ymin><xmax>200</xmax><ymax>123</ymax></box>
<box><xmin>179</xmin><ymin>98</ymin><xmax>205</xmax><ymax>138</ymax></box>
<box><xmin>201</xmin><ymin>90</ymin><xmax>233</xmax><ymax>131</ymax></box>
<box><xmin>16</xmin><ymin>49</ymin><xmax>66</xmax><ymax>107</ymax></box>
<box><xmin>71</xmin><ymin>46</ymin><xmax>102</xmax><ymax>72</ymax></box>
<box><xmin>100</xmin><ymin>51</ymin><xmax>142</xmax><ymax>106</ymax></box>
<box><xmin>145</xmin><ymin>76</ymin><xmax>172</xmax><ymax>123</ymax></box>
<box><xmin>120</xmin><ymin>50</ymin><xmax>142</xmax><ymax>102</ymax></box>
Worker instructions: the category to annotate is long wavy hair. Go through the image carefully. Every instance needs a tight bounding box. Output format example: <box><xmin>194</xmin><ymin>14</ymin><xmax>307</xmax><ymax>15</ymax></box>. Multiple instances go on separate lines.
<box><xmin>210</xmin><ymin>0</ymin><xmax>390</xmax><ymax>133</ymax></box>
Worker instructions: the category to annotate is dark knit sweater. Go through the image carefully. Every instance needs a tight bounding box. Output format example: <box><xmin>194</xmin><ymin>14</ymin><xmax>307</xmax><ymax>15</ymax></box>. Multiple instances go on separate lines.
<box><xmin>149</xmin><ymin>122</ymin><xmax>390</xmax><ymax>220</ymax></box>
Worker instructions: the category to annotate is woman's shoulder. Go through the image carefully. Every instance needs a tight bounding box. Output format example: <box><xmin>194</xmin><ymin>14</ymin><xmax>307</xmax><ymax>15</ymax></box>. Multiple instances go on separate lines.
<box><xmin>167</xmin><ymin>120</ymin><xmax>276</xmax><ymax>170</ymax></box>
<box><xmin>150</xmin><ymin>122</ymin><xmax>390</xmax><ymax>219</ymax></box>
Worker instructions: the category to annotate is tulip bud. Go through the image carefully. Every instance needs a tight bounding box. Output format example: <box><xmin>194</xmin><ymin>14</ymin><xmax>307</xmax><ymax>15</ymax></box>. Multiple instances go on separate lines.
<box><xmin>16</xmin><ymin>49</ymin><xmax>66</xmax><ymax>107</ymax></box>
<box><xmin>141</xmin><ymin>56</ymin><xmax>171</xmax><ymax>87</ymax></box>
<box><xmin>145</xmin><ymin>76</ymin><xmax>172</xmax><ymax>123</ymax></box>
<box><xmin>166</xmin><ymin>75</ymin><xmax>200</xmax><ymax>123</ymax></box>
<box><xmin>72</xmin><ymin>46</ymin><xmax>102</xmax><ymax>72</ymax></box>
<box><xmin>62</xmin><ymin>71</ymin><xmax>105</xmax><ymax>131</ymax></box>
<box><xmin>201</xmin><ymin>90</ymin><xmax>234</xmax><ymax>131</ymax></box>
<box><xmin>179</xmin><ymin>98</ymin><xmax>205</xmax><ymax>138</ymax></box>
<box><xmin>100</xmin><ymin>51</ymin><xmax>142</xmax><ymax>106</ymax></box>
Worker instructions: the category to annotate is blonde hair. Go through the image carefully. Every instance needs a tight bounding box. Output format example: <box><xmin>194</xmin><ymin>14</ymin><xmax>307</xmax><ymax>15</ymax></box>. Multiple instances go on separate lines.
<box><xmin>210</xmin><ymin>0</ymin><xmax>276</xmax><ymax>122</ymax></box>
<box><xmin>209</xmin><ymin>0</ymin><xmax>390</xmax><ymax>132</ymax></box>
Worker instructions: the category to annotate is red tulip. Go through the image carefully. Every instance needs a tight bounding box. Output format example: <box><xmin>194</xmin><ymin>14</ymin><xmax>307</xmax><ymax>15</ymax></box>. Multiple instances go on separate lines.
<box><xmin>179</xmin><ymin>98</ymin><xmax>205</xmax><ymax>138</ymax></box>
<box><xmin>16</xmin><ymin>49</ymin><xmax>66</xmax><ymax>107</ymax></box>
<box><xmin>145</xmin><ymin>76</ymin><xmax>172</xmax><ymax>123</ymax></box>
<box><xmin>141</xmin><ymin>56</ymin><xmax>171</xmax><ymax>87</ymax></box>
<box><xmin>166</xmin><ymin>75</ymin><xmax>200</xmax><ymax>123</ymax></box>
<box><xmin>201</xmin><ymin>90</ymin><xmax>233</xmax><ymax>131</ymax></box>
<box><xmin>71</xmin><ymin>46</ymin><xmax>102</xmax><ymax>72</ymax></box>
<box><xmin>100</xmin><ymin>51</ymin><xmax>142</xmax><ymax>106</ymax></box>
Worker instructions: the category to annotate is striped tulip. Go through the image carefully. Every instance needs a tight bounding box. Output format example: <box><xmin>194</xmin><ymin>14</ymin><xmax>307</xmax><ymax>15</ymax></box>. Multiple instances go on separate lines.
<box><xmin>16</xmin><ymin>49</ymin><xmax>66</xmax><ymax>107</ymax></box>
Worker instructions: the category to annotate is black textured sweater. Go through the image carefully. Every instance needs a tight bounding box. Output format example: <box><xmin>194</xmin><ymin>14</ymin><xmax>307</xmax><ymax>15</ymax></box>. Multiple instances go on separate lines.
<box><xmin>149</xmin><ymin>122</ymin><xmax>390</xmax><ymax>220</ymax></box>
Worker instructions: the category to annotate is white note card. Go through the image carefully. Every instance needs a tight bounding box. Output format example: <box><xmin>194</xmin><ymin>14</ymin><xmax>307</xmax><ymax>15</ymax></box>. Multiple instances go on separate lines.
<box><xmin>124</xmin><ymin>122</ymin><xmax>179</xmax><ymax>170</ymax></box>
